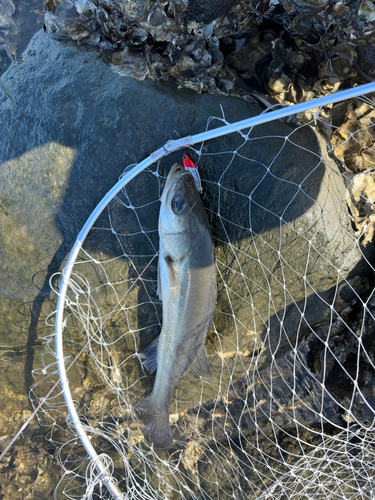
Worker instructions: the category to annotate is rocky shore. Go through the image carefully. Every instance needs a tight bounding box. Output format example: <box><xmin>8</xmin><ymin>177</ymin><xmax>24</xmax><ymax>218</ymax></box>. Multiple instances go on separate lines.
<box><xmin>1</xmin><ymin>1</ymin><xmax>375</xmax><ymax>498</ymax></box>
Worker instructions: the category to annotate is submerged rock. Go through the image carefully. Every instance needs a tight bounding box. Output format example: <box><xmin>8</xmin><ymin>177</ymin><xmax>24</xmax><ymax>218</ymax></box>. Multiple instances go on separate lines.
<box><xmin>174</xmin><ymin>340</ymin><xmax>341</xmax><ymax>446</ymax></box>
<box><xmin>0</xmin><ymin>427</ymin><xmax>61</xmax><ymax>500</ymax></box>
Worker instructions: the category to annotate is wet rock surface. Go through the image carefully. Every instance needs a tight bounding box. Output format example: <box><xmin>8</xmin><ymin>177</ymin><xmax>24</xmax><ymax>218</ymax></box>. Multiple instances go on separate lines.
<box><xmin>0</xmin><ymin>29</ymin><xmax>259</xmax><ymax>308</ymax></box>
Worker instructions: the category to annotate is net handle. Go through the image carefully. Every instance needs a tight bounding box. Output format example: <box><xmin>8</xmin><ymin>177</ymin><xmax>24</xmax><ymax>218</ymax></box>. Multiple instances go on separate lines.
<box><xmin>54</xmin><ymin>80</ymin><xmax>375</xmax><ymax>499</ymax></box>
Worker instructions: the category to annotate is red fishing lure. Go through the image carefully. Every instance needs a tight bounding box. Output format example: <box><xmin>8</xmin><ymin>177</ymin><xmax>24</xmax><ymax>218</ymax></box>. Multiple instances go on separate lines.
<box><xmin>182</xmin><ymin>153</ymin><xmax>202</xmax><ymax>193</ymax></box>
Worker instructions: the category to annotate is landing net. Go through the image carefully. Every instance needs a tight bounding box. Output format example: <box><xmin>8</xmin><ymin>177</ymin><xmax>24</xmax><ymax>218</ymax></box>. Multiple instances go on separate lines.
<box><xmin>31</xmin><ymin>83</ymin><xmax>375</xmax><ymax>499</ymax></box>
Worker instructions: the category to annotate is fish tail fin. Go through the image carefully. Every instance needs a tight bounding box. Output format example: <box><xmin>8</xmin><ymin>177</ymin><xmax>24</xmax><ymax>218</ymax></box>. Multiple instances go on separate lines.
<box><xmin>134</xmin><ymin>393</ymin><xmax>171</xmax><ymax>450</ymax></box>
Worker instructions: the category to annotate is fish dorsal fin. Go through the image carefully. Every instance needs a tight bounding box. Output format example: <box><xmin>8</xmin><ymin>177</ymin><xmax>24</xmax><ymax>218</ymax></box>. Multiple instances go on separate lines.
<box><xmin>139</xmin><ymin>337</ymin><xmax>159</xmax><ymax>373</ymax></box>
<box><xmin>186</xmin><ymin>345</ymin><xmax>213</xmax><ymax>377</ymax></box>
<box><xmin>165</xmin><ymin>255</ymin><xmax>178</xmax><ymax>301</ymax></box>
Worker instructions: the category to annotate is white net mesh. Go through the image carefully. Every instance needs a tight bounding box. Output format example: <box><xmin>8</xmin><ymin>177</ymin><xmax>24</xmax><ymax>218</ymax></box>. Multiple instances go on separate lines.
<box><xmin>30</xmin><ymin>96</ymin><xmax>375</xmax><ymax>499</ymax></box>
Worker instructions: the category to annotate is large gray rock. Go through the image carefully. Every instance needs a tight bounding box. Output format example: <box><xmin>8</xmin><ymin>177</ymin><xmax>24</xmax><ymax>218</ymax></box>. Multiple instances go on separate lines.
<box><xmin>0</xmin><ymin>30</ymin><xmax>261</xmax><ymax>305</ymax></box>
<box><xmin>0</xmin><ymin>30</ymin><xmax>369</xmax><ymax>444</ymax></box>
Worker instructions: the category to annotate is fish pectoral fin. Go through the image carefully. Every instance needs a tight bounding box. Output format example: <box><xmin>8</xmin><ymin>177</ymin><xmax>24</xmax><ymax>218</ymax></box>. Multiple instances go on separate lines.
<box><xmin>165</xmin><ymin>255</ymin><xmax>179</xmax><ymax>301</ymax></box>
<box><xmin>139</xmin><ymin>337</ymin><xmax>159</xmax><ymax>372</ymax></box>
<box><xmin>186</xmin><ymin>345</ymin><xmax>213</xmax><ymax>377</ymax></box>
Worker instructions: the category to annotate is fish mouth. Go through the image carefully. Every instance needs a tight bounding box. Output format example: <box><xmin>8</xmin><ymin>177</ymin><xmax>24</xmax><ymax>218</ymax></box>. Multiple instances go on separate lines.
<box><xmin>161</xmin><ymin>163</ymin><xmax>190</xmax><ymax>204</ymax></box>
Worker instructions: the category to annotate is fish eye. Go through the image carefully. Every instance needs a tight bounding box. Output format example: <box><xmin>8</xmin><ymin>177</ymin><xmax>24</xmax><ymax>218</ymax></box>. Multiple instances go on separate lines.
<box><xmin>171</xmin><ymin>196</ymin><xmax>186</xmax><ymax>214</ymax></box>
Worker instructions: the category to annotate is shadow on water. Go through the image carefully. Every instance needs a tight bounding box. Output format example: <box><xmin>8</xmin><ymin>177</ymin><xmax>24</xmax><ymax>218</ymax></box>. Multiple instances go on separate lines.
<box><xmin>24</xmin><ymin>242</ymin><xmax>70</xmax><ymax>398</ymax></box>
<box><xmin>0</xmin><ymin>30</ymin><xmax>360</xmax><ymax>415</ymax></box>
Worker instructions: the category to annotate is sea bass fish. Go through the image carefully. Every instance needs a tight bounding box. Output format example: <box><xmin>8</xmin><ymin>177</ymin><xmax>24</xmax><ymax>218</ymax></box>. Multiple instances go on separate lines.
<box><xmin>135</xmin><ymin>163</ymin><xmax>217</xmax><ymax>449</ymax></box>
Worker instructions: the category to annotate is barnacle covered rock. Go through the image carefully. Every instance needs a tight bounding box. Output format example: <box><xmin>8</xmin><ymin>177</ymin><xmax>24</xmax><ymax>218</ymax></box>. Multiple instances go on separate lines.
<box><xmin>41</xmin><ymin>0</ymin><xmax>375</xmax><ymax>101</ymax></box>
<box><xmin>44</xmin><ymin>12</ymin><xmax>101</xmax><ymax>44</ymax></box>
<box><xmin>346</xmin><ymin>171</ymin><xmax>375</xmax><ymax>246</ymax></box>
<box><xmin>0</xmin><ymin>0</ymin><xmax>15</xmax><ymax>28</ymax></box>
<box><xmin>358</xmin><ymin>0</ymin><xmax>375</xmax><ymax>22</ymax></box>
<box><xmin>279</xmin><ymin>0</ymin><xmax>329</xmax><ymax>14</ymax></box>
<box><xmin>112</xmin><ymin>45</ymin><xmax>149</xmax><ymax>79</ymax></box>
<box><xmin>332</xmin><ymin>102</ymin><xmax>375</xmax><ymax>172</ymax></box>
<box><xmin>317</xmin><ymin>43</ymin><xmax>357</xmax><ymax>84</ymax></box>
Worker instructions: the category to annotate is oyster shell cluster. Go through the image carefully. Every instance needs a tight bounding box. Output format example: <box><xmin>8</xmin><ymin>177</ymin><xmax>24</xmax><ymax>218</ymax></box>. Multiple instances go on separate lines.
<box><xmin>43</xmin><ymin>0</ymin><xmax>375</xmax><ymax>100</ymax></box>
<box><xmin>279</xmin><ymin>0</ymin><xmax>329</xmax><ymax>14</ymax></box>
<box><xmin>346</xmin><ymin>170</ymin><xmax>375</xmax><ymax>246</ymax></box>
<box><xmin>301</xmin><ymin>98</ymin><xmax>375</xmax><ymax>246</ymax></box>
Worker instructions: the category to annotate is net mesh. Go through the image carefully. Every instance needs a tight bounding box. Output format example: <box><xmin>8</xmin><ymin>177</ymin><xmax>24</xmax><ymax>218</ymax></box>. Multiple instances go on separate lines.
<box><xmin>30</xmin><ymin>97</ymin><xmax>375</xmax><ymax>499</ymax></box>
